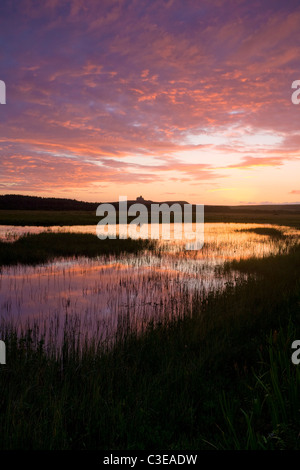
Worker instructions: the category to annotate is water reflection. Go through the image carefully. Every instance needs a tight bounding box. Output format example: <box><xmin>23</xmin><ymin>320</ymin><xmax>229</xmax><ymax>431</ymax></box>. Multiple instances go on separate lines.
<box><xmin>0</xmin><ymin>223</ymin><xmax>298</xmax><ymax>348</ymax></box>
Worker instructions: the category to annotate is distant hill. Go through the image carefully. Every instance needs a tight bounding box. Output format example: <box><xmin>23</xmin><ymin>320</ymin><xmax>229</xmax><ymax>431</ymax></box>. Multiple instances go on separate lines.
<box><xmin>0</xmin><ymin>194</ymin><xmax>191</xmax><ymax>211</ymax></box>
<box><xmin>0</xmin><ymin>194</ymin><xmax>299</xmax><ymax>213</ymax></box>
<box><xmin>0</xmin><ymin>195</ymin><xmax>99</xmax><ymax>211</ymax></box>
<box><xmin>226</xmin><ymin>204</ymin><xmax>300</xmax><ymax>213</ymax></box>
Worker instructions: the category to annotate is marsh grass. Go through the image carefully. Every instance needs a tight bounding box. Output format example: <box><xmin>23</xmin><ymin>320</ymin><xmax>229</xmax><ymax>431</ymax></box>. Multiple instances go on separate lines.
<box><xmin>0</xmin><ymin>232</ymin><xmax>155</xmax><ymax>266</ymax></box>
<box><xmin>219</xmin><ymin>320</ymin><xmax>300</xmax><ymax>450</ymax></box>
<box><xmin>236</xmin><ymin>227</ymin><xmax>286</xmax><ymax>238</ymax></box>
<box><xmin>0</xmin><ymin>243</ymin><xmax>299</xmax><ymax>449</ymax></box>
<box><xmin>1</xmin><ymin>208</ymin><xmax>300</xmax><ymax>229</ymax></box>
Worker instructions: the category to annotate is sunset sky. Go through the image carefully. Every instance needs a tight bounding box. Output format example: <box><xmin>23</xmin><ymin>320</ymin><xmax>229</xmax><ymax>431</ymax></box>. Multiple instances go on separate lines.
<box><xmin>1</xmin><ymin>0</ymin><xmax>300</xmax><ymax>205</ymax></box>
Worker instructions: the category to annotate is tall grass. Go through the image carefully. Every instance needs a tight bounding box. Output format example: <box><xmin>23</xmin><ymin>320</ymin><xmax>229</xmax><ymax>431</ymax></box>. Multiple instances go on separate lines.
<box><xmin>219</xmin><ymin>320</ymin><xmax>300</xmax><ymax>449</ymax></box>
<box><xmin>0</xmin><ymin>232</ymin><xmax>155</xmax><ymax>266</ymax></box>
<box><xmin>0</xmin><ymin>243</ymin><xmax>299</xmax><ymax>449</ymax></box>
<box><xmin>236</xmin><ymin>227</ymin><xmax>286</xmax><ymax>238</ymax></box>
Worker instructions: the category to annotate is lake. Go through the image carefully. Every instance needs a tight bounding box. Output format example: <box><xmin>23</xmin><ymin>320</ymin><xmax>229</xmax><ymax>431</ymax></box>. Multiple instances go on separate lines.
<box><xmin>0</xmin><ymin>223</ymin><xmax>298</xmax><ymax>350</ymax></box>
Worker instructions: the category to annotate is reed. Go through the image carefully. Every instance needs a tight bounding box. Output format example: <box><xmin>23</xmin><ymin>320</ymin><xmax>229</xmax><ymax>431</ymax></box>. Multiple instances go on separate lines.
<box><xmin>0</xmin><ymin>232</ymin><xmax>155</xmax><ymax>266</ymax></box>
<box><xmin>0</xmin><ymin>242</ymin><xmax>299</xmax><ymax>449</ymax></box>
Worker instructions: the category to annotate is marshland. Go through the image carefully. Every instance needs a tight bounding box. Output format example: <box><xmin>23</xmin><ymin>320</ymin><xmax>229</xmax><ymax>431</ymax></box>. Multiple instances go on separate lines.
<box><xmin>0</xmin><ymin>215</ymin><xmax>299</xmax><ymax>450</ymax></box>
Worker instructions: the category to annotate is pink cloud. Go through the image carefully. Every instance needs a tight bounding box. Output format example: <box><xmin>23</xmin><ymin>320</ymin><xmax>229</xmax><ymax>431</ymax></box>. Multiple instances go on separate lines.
<box><xmin>1</xmin><ymin>0</ymin><xmax>300</xmax><ymax>202</ymax></box>
<box><xmin>226</xmin><ymin>156</ymin><xmax>287</xmax><ymax>170</ymax></box>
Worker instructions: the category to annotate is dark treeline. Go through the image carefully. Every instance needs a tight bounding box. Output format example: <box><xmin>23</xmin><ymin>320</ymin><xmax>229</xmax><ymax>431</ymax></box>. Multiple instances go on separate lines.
<box><xmin>0</xmin><ymin>194</ymin><xmax>208</xmax><ymax>211</ymax></box>
<box><xmin>1</xmin><ymin>194</ymin><xmax>300</xmax><ymax>213</ymax></box>
<box><xmin>0</xmin><ymin>195</ymin><xmax>100</xmax><ymax>211</ymax></box>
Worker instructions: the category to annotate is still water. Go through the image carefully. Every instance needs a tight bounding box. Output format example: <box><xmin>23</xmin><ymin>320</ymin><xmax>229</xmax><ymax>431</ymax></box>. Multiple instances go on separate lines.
<box><xmin>0</xmin><ymin>223</ymin><xmax>298</xmax><ymax>348</ymax></box>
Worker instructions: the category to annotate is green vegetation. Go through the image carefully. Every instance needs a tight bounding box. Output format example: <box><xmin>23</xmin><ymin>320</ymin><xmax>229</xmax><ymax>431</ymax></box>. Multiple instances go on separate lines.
<box><xmin>0</xmin><ymin>209</ymin><xmax>97</xmax><ymax>226</ymax></box>
<box><xmin>1</xmin><ymin>207</ymin><xmax>300</xmax><ymax>229</ymax></box>
<box><xmin>0</xmin><ymin>242</ymin><xmax>299</xmax><ymax>450</ymax></box>
<box><xmin>205</xmin><ymin>211</ymin><xmax>300</xmax><ymax>229</ymax></box>
<box><xmin>0</xmin><ymin>232</ymin><xmax>155</xmax><ymax>266</ymax></box>
<box><xmin>236</xmin><ymin>227</ymin><xmax>286</xmax><ymax>238</ymax></box>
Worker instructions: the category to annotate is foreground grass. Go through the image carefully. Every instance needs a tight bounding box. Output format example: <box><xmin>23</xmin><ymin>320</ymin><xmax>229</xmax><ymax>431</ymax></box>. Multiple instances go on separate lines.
<box><xmin>0</xmin><ymin>245</ymin><xmax>299</xmax><ymax>450</ymax></box>
<box><xmin>0</xmin><ymin>232</ymin><xmax>155</xmax><ymax>266</ymax></box>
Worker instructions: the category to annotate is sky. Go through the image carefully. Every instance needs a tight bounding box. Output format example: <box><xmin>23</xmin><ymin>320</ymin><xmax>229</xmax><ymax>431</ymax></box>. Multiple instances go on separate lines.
<box><xmin>0</xmin><ymin>0</ymin><xmax>300</xmax><ymax>205</ymax></box>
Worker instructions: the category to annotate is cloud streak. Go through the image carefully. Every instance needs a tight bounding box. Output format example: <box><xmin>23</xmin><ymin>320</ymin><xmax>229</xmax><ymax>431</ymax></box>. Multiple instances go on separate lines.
<box><xmin>0</xmin><ymin>0</ymin><xmax>299</xmax><ymax>202</ymax></box>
